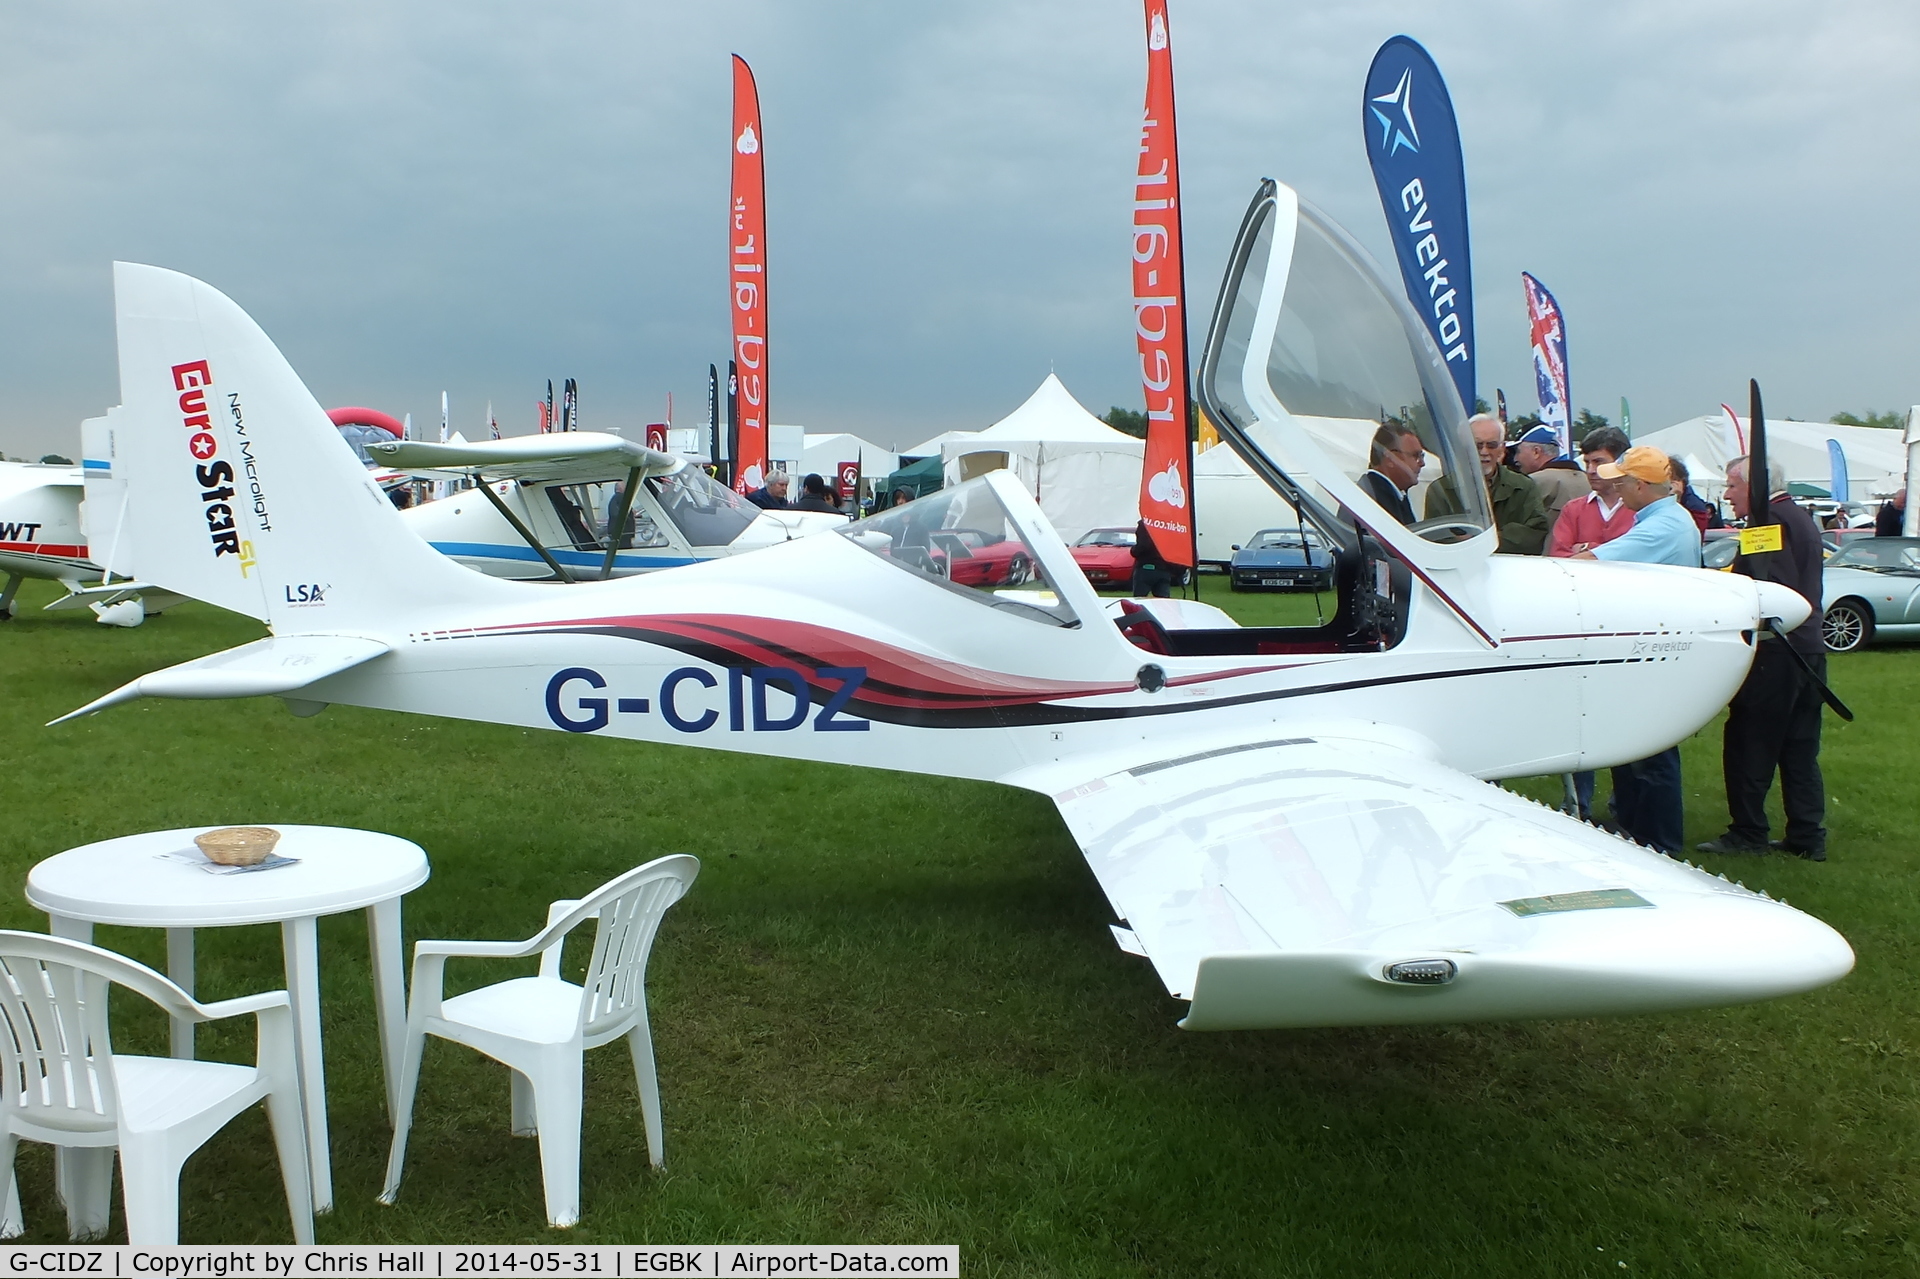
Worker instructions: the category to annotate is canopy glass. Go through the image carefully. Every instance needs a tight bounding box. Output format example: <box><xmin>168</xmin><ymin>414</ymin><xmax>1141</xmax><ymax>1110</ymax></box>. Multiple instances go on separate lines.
<box><xmin>1200</xmin><ymin>182</ymin><xmax>1491</xmax><ymax>544</ymax></box>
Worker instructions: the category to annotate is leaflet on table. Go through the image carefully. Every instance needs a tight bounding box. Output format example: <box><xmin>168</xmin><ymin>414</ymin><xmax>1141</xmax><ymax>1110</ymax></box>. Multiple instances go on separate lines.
<box><xmin>155</xmin><ymin>850</ymin><xmax>303</xmax><ymax>876</ymax></box>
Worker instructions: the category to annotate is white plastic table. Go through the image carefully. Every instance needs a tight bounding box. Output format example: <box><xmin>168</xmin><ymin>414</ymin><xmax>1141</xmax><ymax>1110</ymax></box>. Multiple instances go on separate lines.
<box><xmin>26</xmin><ymin>825</ymin><xmax>430</xmax><ymax>1214</ymax></box>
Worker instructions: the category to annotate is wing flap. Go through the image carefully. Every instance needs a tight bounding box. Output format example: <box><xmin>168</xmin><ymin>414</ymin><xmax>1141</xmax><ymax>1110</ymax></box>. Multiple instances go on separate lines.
<box><xmin>50</xmin><ymin>634</ymin><xmax>390</xmax><ymax>724</ymax></box>
<box><xmin>1050</xmin><ymin>732</ymin><xmax>1853</xmax><ymax>1029</ymax></box>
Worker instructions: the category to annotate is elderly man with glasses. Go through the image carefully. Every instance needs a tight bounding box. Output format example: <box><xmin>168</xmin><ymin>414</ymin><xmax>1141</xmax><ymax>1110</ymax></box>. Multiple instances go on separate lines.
<box><xmin>1424</xmin><ymin>413</ymin><xmax>1549</xmax><ymax>554</ymax></box>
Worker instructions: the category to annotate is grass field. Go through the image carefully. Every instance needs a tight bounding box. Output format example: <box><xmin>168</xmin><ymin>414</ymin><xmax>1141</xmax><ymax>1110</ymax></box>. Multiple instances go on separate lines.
<box><xmin>1</xmin><ymin>575</ymin><xmax>1915</xmax><ymax>1274</ymax></box>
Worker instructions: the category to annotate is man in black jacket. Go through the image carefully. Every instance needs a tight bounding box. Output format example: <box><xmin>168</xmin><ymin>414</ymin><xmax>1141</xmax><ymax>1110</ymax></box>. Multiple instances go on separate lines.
<box><xmin>1875</xmin><ymin>487</ymin><xmax>1907</xmax><ymax>536</ymax></box>
<box><xmin>792</xmin><ymin>474</ymin><xmax>843</xmax><ymax>513</ymax></box>
<box><xmin>1697</xmin><ymin>455</ymin><xmax>1829</xmax><ymax>861</ymax></box>
<box><xmin>745</xmin><ymin>472</ymin><xmax>792</xmax><ymax>510</ymax></box>
<box><xmin>1130</xmin><ymin>520</ymin><xmax>1175</xmax><ymax>598</ymax></box>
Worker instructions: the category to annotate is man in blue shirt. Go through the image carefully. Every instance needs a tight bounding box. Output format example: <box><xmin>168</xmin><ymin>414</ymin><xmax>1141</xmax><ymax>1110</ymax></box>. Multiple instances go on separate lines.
<box><xmin>1572</xmin><ymin>447</ymin><xmax>1702</xmax><ymax>852</ymax></box>
<box><xmin>1577</xmin><ymin>447</ymin><xmax>1703</xmax><ymax>569</ymax></box>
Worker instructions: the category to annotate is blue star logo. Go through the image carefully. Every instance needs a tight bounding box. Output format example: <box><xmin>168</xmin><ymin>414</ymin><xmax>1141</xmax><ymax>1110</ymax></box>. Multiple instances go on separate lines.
<box><xmin>1370</xmin><ymin>68</ymin><xmax>1420</xmax><ymax>156</ymax></box>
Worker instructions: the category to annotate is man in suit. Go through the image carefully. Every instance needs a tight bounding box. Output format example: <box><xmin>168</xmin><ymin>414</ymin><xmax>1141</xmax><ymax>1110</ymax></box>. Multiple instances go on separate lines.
<box><xmin>1359</xmin><ymin>422</ymin><xmax>1423</xmax><ymax>525</ymax></box>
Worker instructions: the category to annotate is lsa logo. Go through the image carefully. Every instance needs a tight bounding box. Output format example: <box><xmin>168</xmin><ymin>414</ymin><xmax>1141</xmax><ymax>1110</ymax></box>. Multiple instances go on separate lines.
<box><xmin>545</xmin><ymin>665</ymin><xmax>870</xmax><ymax>734</ymax></box>
<box><xmin>283</xmin><ymin>584</ymin><xmax>327</xmax><ymax>606</ymax></box>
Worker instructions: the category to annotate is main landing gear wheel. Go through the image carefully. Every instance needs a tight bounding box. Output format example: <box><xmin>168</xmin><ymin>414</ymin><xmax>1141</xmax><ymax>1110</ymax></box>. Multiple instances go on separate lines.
<box><xmin>1821</xmin><ymin>600</ymin><xmax>1873</xmax><ymax>653</ymax></box>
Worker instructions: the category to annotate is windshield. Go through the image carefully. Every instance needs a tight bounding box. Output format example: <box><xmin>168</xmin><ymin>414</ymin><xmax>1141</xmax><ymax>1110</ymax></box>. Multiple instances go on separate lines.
<box><xmin>336</xmin><ymin>423</ymin><xmax>393</xmax><ymax>467</ymax></box>
<box><xmin>647</xmin><ymin>465</ymin><xmax>758</xmax><ymax>547</ymax></box>
<box><xmin>1198</xmin><ymin>182</ymin><xmax>1489</xmax><ymax>544</ymax></box>
<box><xmin>841</xmin><ymin>478</ymin><xmax>1077</xmax><ymax>626</ymax></box>
<box><xmin>545</xmin><ymin>482</ymin><xmax>670</xmax><ymax>550</ymax></box>
<box><xmin>1075</xmin><ymin>528</ymin><xmax>1136</xmax><ymax>548</ymax></box>
<box><xmin>1251</xmin><ymin>528</ymin><xmax>1323</xmax><ymax>550</ymax></box>
<box><xmin>1829</xmin><ymin>537</ymin><xmax>1920</xmax><ymax>573</ymax></box>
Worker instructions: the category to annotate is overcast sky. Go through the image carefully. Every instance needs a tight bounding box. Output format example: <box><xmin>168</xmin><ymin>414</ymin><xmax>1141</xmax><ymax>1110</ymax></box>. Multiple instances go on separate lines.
<box><xmin>3</xmin><ymin>0</ymin><xmax>1915</xmax><ymax>460</ymax></box>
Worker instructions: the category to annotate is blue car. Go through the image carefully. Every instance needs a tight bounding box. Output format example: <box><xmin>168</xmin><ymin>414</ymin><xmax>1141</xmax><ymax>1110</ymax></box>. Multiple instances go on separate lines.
<box><xmin>1229</xmin><ymin>527</ymin><xmax>1334</xmax><ymax>592</ymax></box>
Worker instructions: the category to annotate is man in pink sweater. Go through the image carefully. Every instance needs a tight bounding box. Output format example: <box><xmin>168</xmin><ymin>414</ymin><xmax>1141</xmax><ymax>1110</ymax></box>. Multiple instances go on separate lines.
<box><xmin>1546</xmin><ymin>425</ymin><xmax>1634</xmax><ymax>824</ymax></box>
<box><xmin>1548</xmin><ymin>426</ymin><xmax>1635</xmax><ymax>557</ymax></box>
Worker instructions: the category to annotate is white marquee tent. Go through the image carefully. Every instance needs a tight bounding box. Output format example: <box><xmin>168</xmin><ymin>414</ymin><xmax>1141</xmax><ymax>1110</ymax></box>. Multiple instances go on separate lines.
<box><xmin>800</xmin><ymin>432</ymin><xmax>897</xmax><ymax>488</ymax></box>
<box><xmin>1634</xmin><ymin>415</ymin><xmax>1907</xmax><ymax>504</ymax></box>
<box><xmin>941</xmin><ymin>375</ymin><xmax>1144</xmax><ymax>544</ymax></box>
<box><xmin>899</xmin><ymin>429</ymin><xmax>979</xmax><ymax>459</ymax></box>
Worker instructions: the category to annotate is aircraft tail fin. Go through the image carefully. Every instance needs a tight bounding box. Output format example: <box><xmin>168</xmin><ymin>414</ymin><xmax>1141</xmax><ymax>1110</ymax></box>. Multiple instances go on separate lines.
<box><xmin>95</xmin><ymin>263</ymin><xmax>518</xmax><ymax>630</ymax></box>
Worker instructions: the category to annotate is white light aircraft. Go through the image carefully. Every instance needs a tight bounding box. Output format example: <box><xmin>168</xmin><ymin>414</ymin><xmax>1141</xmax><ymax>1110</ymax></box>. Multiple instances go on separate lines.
<box><xmin>0</xmin><ymin>459</ymin><xmax>182</xmax><ymax>625</ymax></box>
<box><xmin>373</xmin><ymin>435</ymin><xmax>848</xmax><ymax>582</ymax></box>
<box><xmin>59</xmin><ymin>181</ymin><xmax>1852</xmax><ymax>1030</ymax></box>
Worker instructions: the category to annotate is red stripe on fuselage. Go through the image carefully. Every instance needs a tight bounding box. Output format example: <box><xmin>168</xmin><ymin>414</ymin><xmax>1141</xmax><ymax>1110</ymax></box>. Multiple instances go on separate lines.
<box><xmin>0</xmin><ymin>542</ymin><xmax>87</xmax><ymax>558</ymax></box>
<box><xmin>461</xmin><ymin>613</ymin><xmax>1300</xmax><ymax>709</ymax></box>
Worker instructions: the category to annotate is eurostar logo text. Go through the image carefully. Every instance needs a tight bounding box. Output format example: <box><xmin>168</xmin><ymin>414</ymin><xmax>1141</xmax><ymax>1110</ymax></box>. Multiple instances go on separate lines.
<box><xmin>1370</xmin><ymin>68</ymin><xmax>1420</xmax><ymax>156</ymax></box>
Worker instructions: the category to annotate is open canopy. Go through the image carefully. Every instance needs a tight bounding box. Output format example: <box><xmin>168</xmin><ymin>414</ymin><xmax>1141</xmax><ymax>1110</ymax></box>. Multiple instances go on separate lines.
<box><xmin>1197</xmin><ymin>178</ymin><xmax>1492</xmax><ymax>571</ymax></box>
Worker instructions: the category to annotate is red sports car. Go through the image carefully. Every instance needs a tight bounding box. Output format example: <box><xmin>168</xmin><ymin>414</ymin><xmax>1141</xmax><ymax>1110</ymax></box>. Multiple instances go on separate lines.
<box><xmin>878</xmin><ymin>527</ymin><xmax>1039</xmax><ymax>587</ymax></box>
<box><xmin>1070</xmin><ymin>527</ymin><xmax>1137</xmax><ymax>590</ymax></box>
<box><xmin>932</xmin><ymin>528</ymin><xmax>1035</xmax><ymax>586</ymax></box>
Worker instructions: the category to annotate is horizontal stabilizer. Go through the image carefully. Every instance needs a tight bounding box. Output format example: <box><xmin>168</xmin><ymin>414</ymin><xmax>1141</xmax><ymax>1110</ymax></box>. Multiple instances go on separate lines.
<box><xmin>49</xmin><ymin>634</ymin><xmax>390</xmax><ymax>724</ymax></box>
<box><xmin>367</xmin><ymin>433</ymin><xmax>679</xmax><ymax>485</ymax></box>
<box><xmin>42</xmin><ymin>582</ymin><xmax>187</xmax><ymax>614</ymax></box>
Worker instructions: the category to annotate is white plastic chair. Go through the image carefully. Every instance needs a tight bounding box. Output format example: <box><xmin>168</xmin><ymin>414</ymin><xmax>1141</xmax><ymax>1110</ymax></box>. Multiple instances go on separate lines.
<box><xmin>381</xmin><ymin>854</ymin><xmax>698</xmax><ymax>1227</ymax></box>
<box><xmin>0</xmin><ymin>930</ymin><xmax>312</xmax><ymax>1244</ymax></box>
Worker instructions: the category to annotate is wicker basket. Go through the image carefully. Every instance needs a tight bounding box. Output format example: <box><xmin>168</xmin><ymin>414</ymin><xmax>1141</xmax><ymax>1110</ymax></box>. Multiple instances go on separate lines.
<box><xmin>193</xmin><ymin>826</ymin><xmax>281</xmax><ymax>867</ymax></box>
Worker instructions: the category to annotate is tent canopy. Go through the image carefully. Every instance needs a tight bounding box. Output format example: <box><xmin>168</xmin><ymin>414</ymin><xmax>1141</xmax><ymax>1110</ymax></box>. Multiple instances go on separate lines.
<box><xmin>941</xmin><ymin>375</ymin><xmax>1143</xmax><ymax>544</ymax></box>
<box><xmin>969</xmin><ymin>374</ymin><xmax>1139</xmax><ymax>444</ymax></box>
<box><xmin>899</xmin><ymin>429</ymin><xmax>979</xmax><ymax>459</ymax></box>
<box><xmin>1634</xmin><ymin>415</ymin><xmax>1907</xmax><ymax>503</ymax></box>
<box><xmin>879</xmin><ymin>454</ymin><xmax>945</xmax><ymax>501</ymax></box>
<box><xmin>800</xmin><ymin>432</ymin><xmax>897</xmax><ymax>484</ymax></box>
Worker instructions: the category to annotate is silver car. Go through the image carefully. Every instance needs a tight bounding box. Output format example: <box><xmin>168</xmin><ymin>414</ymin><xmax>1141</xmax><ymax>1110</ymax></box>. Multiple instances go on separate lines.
<box><xmin>1821</xmin><ymin>536</ymin><xmax>1920</xmax><ymax>652</ymax></box>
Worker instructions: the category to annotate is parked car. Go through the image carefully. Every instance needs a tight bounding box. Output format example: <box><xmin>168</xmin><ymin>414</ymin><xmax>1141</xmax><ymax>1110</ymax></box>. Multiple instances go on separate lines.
<box><xmin>1821</xmin><ymin>536</ymin><xmax>1920</xmax><ymax>652</ymax></box>
<box><xmin>1703</xmin><ymin>528</ymin><xmax>1740</xmax><ymax>570</ymax></box>
<box><xmin>1229</xmin><ymin>527</ymin><xmax>1334</xmax><ymax>592</ymax></box>
<box><xmin>928</xmin><ymin>528</ymin><xmax>1034</xmax><ymax>587</ymax></box>
<box><xmin>1070</xmin><ymin>527</ymin><xmax>1137</xmax><ymax>590</ymax></box>
<box><xmin>1704</xmin><ymin>524</ymin><xmax>1869</xmax><ymax>573</ymax></box>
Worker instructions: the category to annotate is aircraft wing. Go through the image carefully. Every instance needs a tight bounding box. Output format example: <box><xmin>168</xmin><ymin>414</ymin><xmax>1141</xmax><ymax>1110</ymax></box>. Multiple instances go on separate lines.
<box><xmin>366</xmin><ymin>432</ymin><xmax>679</xmax><ymax>484</ymax></box>
<box><xmin>1021</xmin><ymin>731</ymin><xmax>1852</xmax><ymax>1030</ymax></box>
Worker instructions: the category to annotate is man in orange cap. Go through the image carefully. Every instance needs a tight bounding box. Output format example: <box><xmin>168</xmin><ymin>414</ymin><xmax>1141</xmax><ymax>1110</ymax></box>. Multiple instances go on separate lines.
<box><xmin>1573</xmin><ymin>446</ymin><xmax>1700</xmax><ymax>854</ymax></box>
<box><xmin>1575</xmin><ymin>446</ymin><xmax>1702</xmax><ymax>568</ymax></box>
